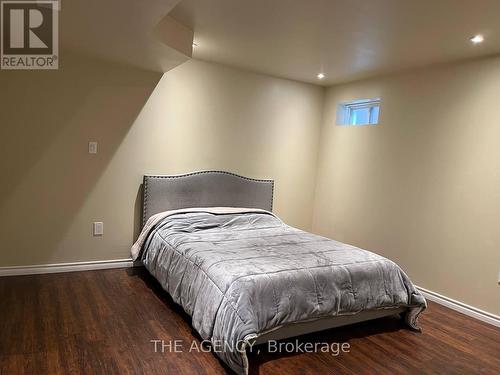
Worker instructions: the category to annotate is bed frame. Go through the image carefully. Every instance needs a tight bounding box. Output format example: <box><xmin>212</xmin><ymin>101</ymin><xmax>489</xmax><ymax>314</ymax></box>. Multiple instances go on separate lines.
<box><xmin>141</xmin><ymin>171</ymin><xmax>407</xmax><ymax>345</ymax></box>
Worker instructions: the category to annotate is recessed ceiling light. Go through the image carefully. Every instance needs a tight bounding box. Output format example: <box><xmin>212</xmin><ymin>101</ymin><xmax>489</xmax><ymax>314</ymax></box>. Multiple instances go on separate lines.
<box><xmin>470</xmin><ymin>34</ymin><xmax>484</xmax><ymax>44</ymax></box>
<box><xmin>317</xmin><ymin>73</ymin><xmax>325</xmax><ymax>80</ymax></box>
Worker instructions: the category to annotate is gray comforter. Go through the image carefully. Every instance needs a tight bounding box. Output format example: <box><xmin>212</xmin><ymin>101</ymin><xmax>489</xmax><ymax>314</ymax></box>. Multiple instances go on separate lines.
<box><xmin>135</xmin><ymin>208</ymin><xmax>426</xmax><ymax>374</ymax></box>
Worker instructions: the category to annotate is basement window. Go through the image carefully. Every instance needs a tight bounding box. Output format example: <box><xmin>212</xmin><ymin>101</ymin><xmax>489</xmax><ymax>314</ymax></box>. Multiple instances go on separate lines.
<box><xmin>336</xmin><ymin>98</ymin><xmax>381</xmax><ymax>126</ymax></box>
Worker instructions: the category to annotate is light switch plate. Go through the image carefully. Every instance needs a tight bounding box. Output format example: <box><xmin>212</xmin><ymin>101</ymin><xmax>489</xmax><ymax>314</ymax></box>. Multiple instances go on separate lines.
<box><xmin>93</xmin><ymin>222</ymin><xmax>104</xmax><ymax>236</ymax></box>
<box><xmin>88</xmin><ymin>141</ymin><xmax>98</xmax><ymax>154</ymax></box>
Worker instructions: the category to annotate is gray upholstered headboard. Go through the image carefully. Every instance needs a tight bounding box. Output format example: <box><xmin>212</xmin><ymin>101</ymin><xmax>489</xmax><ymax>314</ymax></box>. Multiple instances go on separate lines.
<box><xmin>142</xmin><ymin>171</ymin><xmax>274</xmax><ymax>226</ymax></box>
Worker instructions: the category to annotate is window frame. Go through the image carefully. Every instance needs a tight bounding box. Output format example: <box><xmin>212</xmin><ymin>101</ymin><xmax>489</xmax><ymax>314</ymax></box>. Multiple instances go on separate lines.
<box><xmin>336</xmin><ymin>98</ymin><xmax>381</xmax><ymax>126</ymax></box>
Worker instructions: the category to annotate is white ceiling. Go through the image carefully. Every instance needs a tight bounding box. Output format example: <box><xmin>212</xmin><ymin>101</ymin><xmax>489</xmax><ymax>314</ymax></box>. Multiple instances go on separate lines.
<box><xmin>170</xmin><ymin>0</ymin><xmax>500</xmax><ymax>85</ymax></box>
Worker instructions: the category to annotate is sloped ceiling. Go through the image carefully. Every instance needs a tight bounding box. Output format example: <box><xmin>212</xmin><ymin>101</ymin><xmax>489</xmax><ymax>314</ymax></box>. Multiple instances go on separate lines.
<box><xmin>60</xmin><ymin>0</ymin><xmax>192</xmax><ymax>72</ymax></box>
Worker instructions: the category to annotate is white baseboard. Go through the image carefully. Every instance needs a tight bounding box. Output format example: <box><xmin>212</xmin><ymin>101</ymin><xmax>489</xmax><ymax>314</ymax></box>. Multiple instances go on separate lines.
<box><xmin>0</xmin><ymin>258</ymin><xmax>135</xmax><ymax>277</ymax></box>
<box><xmin>416</xmin><ymin>286</ymin><xmax>500</xmax><ymax>328</ymax></box>
<box><xmin>1</xmin><ymin>262</ymin><xmax>498</xmax><ymax>328</ymax></box>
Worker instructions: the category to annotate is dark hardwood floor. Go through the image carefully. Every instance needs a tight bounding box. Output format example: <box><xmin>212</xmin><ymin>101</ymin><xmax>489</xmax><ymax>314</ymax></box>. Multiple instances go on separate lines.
<box><xmin>0</xmin><ymin>268</ymin><xmax>498</xmax><ymax>374</ymax></box>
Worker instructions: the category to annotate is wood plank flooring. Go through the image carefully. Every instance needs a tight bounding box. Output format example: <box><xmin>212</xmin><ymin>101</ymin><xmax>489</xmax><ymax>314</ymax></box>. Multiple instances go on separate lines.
<box><xmin>0</xmin><ymin>268</ymin><xmax>498</xmax><ymax>374</ymax></box>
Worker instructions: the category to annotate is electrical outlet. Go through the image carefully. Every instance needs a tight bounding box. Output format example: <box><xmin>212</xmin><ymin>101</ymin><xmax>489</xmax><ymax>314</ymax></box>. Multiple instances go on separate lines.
<box><xmin>88</xmin><ymin>141</ymin><xmax>98</xmax><ymax>154</ymax></box>
<box><xmin>93</xmin><ymin>222</ymin><xmax>104</xmax><ymax>236</ymax></box>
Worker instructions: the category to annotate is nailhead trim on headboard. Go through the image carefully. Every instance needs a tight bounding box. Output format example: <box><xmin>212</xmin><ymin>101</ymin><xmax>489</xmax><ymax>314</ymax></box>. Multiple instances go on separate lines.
<box><xmin>142</xmin><ymin>171</ymin><xmax>274</xmax><ymax>226</ymax></box>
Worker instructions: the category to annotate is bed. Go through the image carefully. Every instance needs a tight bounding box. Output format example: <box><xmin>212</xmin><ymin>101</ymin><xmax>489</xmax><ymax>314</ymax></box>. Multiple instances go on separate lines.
<box><xmin>131</xmin><ymin>171</ymin><xmax>426</xmax><ymax>375</ymax></box>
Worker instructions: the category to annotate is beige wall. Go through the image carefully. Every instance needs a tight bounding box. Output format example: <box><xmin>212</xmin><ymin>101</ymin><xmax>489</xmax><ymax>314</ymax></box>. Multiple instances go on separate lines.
<box><xmin>313</xmin><ymin>57</ymin><xmax>500</xmax><ymax>315</ymax></box>
<box><xmin>2</xmin><ymin>49</ymin><xmax>498</xmax><ymax>316</ymax></box>
<box><xmin>0</xmin><ymin>54</ymin><xmax>323</xmax><ymax>266</ymax></box>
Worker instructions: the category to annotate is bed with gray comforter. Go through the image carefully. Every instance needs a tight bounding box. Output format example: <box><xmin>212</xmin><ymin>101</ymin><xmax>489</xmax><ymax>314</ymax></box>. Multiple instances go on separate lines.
<box><xmin>132</xmin><ymin>207</ymin><xmax>426</xmax><ymax>375</ymax></box>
